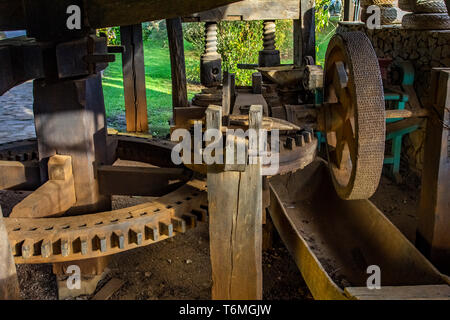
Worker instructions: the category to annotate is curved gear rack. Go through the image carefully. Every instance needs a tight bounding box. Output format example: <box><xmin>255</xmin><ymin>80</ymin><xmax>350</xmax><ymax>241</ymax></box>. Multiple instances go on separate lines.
<box><xmin>6</xmin><ymin>179</ymin><xmax>207</xmax><ymax>264</ymax></box>
<box><xmin>0</xmin><ymin>134</ymin><xmax>208</xmax><ymax>264</ymax></box>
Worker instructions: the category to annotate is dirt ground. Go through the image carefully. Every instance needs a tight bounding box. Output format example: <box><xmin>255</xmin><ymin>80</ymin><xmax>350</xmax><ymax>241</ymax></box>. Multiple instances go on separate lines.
<box><xmin>1</xmin><ymin>167</ymin><xmax>420</xmax><ymax>300</ymax></box>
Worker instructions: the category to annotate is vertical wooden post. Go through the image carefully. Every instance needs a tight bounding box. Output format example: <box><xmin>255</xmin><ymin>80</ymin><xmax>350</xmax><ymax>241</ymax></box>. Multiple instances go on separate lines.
<box><xmin>343</xmin><ymin>0</ymin><xmax>356</xmax><ymax>21</ymax></box>
<box><xmin>167</xmin><ymin>17</ymin><xmax>188</xmax><ymax>117</ymax></box>
<box><xmin>33</xmin><ymin>74</ymin><xmax>112</xmax><ymax>299</ymax></box>
<box><xmin>33</xmin><ymin>74</ymin><xmax>111</xmax><ymax>214</ymax></box>
<box><xmin>222</xmin><ymin>72</ymin><xmax>236</xmax><ymax>116</ymax></box>
<box><xmin>294</xmin><ymin>0</ymin><xmax>316</xmax><ymax>66</ymax></box>
<box><xmin>120</xmin><ymin>24</ymin><xmax>149</xmax><ymax>133</ymax></box>
<box><xmin>207</xmin><ymin>105</ymin><xmax>263</xmax><ymax>300</ymax></box>
<box><xmin>416</xmin><ymin>69</ymin><xmax>450</xmax><ymax>274</ymax></box>
<box><xmin>0</xmin><ymin>207</ymin><xmax>20</xmax><ymax>300</ymax></box>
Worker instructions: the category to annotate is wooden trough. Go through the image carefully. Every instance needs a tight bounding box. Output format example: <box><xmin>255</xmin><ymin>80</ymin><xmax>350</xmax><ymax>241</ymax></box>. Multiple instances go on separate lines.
<box><xmin>268</xmin><ymin>159</ymin><xmax>450</xmax><ymax>300</ymax></box>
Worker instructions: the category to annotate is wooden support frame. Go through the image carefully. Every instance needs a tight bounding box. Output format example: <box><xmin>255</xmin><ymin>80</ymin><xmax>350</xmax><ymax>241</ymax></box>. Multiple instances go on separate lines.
<box><xmin>167</xmin><ymin>17</ymin><xmax>188</xmax><ymax>114</ymax></box>
<box><xmin>207</xmin><ymin>105</ymin><xmax>263</xmax><ymax>300</ymax></box>
<box><xmin>294</xmin><ymin>0</ymin><xmax>316</xmax><ymax>66</ymax></box>
<box><xmin>416</xmin><ymin>68</ymin><xmax>450</xmax><ymax>274</ymax></box>
<box><xmin>120</xmin><ymin>24</ymin><xmax>149</xmax><ymax>133</ymax></box>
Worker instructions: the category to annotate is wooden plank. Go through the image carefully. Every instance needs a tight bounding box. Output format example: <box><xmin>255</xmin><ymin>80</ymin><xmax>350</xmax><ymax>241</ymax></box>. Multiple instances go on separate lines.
<box><xmin>207</xmin><ymin>105</ymin><xmax>263</xmax><ymax>300</ymax></box>
<box><xmin>183</xmin><ymin>0</ymin><xmax>300</xmax><ymax>21</ymax></box>
<box><xmin>97</xmin><ymin>166</ymin><xmax>190</xmax><ymax>196</ymax></box>
<box><xmin>92</xmin><ymin>278</ymin><xmax>124</xmax><ymax>300</ymax></box>
<box><xmin>294</xmin><ymin>0</ymin><xmax>316</xmax><ymax>66</ymax></box>
<box><xmin>417</xmin><ymin>69</ymin><xmax>450</xmax><ymax>274</ymax></box>
<box><xmin>120</xmin><ymin>24</ymin><xmax>149</xmax><ymax>133</ymax></box>
<box><xmin>10</xmin><ymin>155</ymin><xmax>76</xmax><ymax>218</ymax></box>
<box><xmin>167</xmin><ymin>17</ymin><xmax>188</xmax><ymax>113</ymax></box>
<box><xmin>345</xmin><ymin>285</ymin><xmax>450</xmax><ymax>300</ymax></box>
<box><xmin>0</xmin><ymin>207</ymin><xmax>21</xmax><ymax>300</ymax></box>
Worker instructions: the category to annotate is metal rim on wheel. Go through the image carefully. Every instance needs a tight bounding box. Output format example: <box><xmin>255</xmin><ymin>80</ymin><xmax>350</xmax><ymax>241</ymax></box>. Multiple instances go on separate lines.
<box><xmin>324</xmin><ymin>32</ymin><xmax>385</xmax><ymax>200</ymax></box>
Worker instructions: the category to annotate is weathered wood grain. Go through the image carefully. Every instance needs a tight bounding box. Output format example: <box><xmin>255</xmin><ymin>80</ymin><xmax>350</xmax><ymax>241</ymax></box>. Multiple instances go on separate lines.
<box><xmin>207</xmin><ymin>105</ymin><xmax>263</xmax><ymax>299</ymax></box>
<box><xmin>167</xmin><ymin>17</ymin><xmax>188</xmax><ymax>112</ymax></box>
<box><xmin>120</xmin><ymin>24</ymin><xmax>149</xmax><ymax>133</ymax></box>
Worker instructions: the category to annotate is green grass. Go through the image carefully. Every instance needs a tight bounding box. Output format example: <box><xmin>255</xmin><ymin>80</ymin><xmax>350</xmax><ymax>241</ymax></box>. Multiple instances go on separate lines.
<box><xmin>316</xmin><ymin>16</ymin><xmax>339</xmax><ymax>66</ymax></box>
<box><xmin>102</xmin><ymin>39</ymin><xmax>199</xmax><ymax>137</ymax></box>
<box><xmin>102</xmin><ymin>23</ymin><xmax>337</xmax><ymax>137</ymax></box>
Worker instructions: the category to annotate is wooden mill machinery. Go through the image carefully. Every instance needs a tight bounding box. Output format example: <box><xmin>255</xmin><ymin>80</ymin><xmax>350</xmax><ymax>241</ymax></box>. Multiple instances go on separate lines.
<box><xmin>0</xmin><ymin>0</ymin><xmax>449</xmax><ymax>300</ymax></box>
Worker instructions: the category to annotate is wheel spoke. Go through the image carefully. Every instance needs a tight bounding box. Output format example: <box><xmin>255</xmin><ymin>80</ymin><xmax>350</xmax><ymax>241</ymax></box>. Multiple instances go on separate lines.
<box><xmin>343</xmin><ymin>119</ymin><xmax>357</xmax><ymax>164</ymax></box>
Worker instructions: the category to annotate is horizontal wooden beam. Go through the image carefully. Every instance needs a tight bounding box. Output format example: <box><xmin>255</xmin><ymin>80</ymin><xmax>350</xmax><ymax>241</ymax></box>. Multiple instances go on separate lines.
<box><xmin>97</xmin><ymin>166</ymin><xmax>191</xmax><ymax>196</ymax></box>
<box><xmin>0</xmin><ymin>0</ymin><xmax>243</xmax><ymax>30</ymax></box>
<box><xmin>0</xmin><ymin>161</ymin><xmax>40</xmax><ymax>190</ymax></box>
<box><xmin>182</xmin><ymin>0</ymin><xmax>300</xmax><ymax>22</ymax></box>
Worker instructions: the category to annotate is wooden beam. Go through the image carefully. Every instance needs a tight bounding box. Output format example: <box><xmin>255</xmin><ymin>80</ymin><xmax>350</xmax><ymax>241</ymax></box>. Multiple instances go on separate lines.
<box><xmin>182</xmin><ymin>0</ymin><xmax>300</xmax><ymax>22</ymax></box>
<box><xmin>10</xmin><ymin>155</ymin><xmax>76</xmax><ymax>218</ymax></box>
<box><xmin>0</xmin><ymin>0</ymin><xmax>243</xmax><ymax>30</ymax></box>
<box><xmin>207</xmin><ymin>105</ymin><xmax>263</xmax><ymax>299</ymax></box>
<box><xmin>294</xmin><ymin>0</ymin><xmax>316</xmax><ymax>66</ymax></box>
<box><xmin>120</xmin><ymin>24</ymin><xmax>149</xmax><ymax>133</ymax></box>
<box><xmin>167</xmin><ymin>17</ymin><xmax>188</xmax><ymax>114</ymax></box>
<box><xmin>416</xmin><ymin>69</ymin><xmax>450</xmax><ymax>274</ymax></box>
<box><xmin>0</xmin><ymin>206</ymin><xmax>20</xmax><ymax>300</ymax></box>
<box><xmin>33</xmin><ymin>73</ymin><xmax>111</xmax><ymax>215</ymax></box>
<box><xmin>0</xmin><ymin>161</ymin><xmax>40</xmax><ymax>190</ymax></box>
<box><xmin>97</xmin><ymin>166</ymin><xmax>191</xmax><ymax>196</ymax></box>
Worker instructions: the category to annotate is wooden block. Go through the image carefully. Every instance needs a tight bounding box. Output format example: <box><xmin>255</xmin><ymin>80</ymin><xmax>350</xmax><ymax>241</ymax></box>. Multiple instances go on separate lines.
<box><xmin>48</xmin><ymin>155</ymin><xmax>72</xmax><ymax>181</ymax></box>
<box><xmin>91</xmin><ymin>278</ymin><xmax>124</xmax><ymax>300</ymax></box>
<box><xmin>10</xmin><ymin>155</ymin><xmax>76</xmax><ymax>218</ymax></box>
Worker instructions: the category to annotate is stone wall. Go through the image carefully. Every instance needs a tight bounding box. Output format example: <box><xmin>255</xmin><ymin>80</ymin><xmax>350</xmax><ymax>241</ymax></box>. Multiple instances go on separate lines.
<box><xmin>336</xmin><ymin>22</ymin><xmax>450</xmax><ymax>174</ymax></box>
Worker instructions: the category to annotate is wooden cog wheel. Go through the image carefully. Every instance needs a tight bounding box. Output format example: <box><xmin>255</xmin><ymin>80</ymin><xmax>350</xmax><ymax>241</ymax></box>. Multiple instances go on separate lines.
<box><xmin>324</xmin><ymin>32</ymin><xmax>385</xmax><ymax>200</ymax></box>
